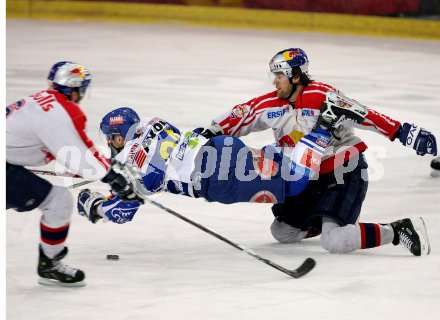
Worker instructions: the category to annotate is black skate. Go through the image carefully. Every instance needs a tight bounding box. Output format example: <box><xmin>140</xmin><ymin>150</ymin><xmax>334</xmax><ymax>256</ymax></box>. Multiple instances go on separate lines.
<box><xmin>431</xmin><ymin>156</ymin><xmax>440</xmax><ymax>177</ymax></box>
<box><xmin>390</xmin><ymin>218</ymin><xmax>431</xmax><ymax>256</ymax></box>
<box><xmin>38</xmin><ymin>245</ymin><xmax>85</xmax><ymax>287</ymax></box>
<box><xmin>315</xmin><ymin>91</ymin><xmax>368</xmax><ymax>134</ymax></box>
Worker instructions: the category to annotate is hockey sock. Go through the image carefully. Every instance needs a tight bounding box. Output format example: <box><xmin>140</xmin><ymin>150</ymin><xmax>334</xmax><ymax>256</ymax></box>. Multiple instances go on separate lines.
<box><xmin>40</xmin><ymin>222</ymin><xmax>69</xmax><ymax>258</ymax></box>
<box><xmin>359</xmin><ymin>222</ymin><xmax>394</xmax><ymax>249</ymax></box>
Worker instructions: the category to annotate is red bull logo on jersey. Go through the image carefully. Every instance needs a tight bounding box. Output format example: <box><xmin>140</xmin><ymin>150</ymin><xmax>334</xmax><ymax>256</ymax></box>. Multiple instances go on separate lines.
<box><xmin>278</xmin><ymin>134</ymin><xmax>296</xmax><ymax>147</ymax></box>
<box><xmin>109</xmin><ymin>116</ymin><xmax>124</xmax><ymax>126</ymax></box>
<box><xmin>231</xmin><ymin>104</ymin><xmax>248</xmax><ymax>119</ymax></box>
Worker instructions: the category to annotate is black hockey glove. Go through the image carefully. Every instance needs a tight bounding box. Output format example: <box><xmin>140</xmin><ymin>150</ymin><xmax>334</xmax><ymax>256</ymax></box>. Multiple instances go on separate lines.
<box><xmin>101</xmin><ymin>168</ymin><xmax>144</xmax><ymax>203</ymax></box>
<box><xmin>397</xmin><ymin>123</ymin><xmax>437</xmax><ymax>156</ymax></box>
<box><xmin>194</xmin><ymin>124</ymin><xmax>223</xmax><ymax>139</ymax></box>
<box><xmin>192</xmin><ymin>127</ymin><xmax>218</xmax><ymax>139</ymax></box>
<box><xmin>200</xmin><ymin>128</ymin><xmax>217</xmax><ymax>139</ymax></box>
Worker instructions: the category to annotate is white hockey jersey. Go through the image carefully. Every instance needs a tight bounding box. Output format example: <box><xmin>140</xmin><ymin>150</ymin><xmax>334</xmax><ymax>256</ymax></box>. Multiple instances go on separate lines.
<box><xmin>6</xmin><ymin>90</ymin><xmax>110</xmax><ymax>180</ymax></box>
<box><xmin>114</xmin><ymin>117</ymin><xmax>208</xmax><ymax>196</ymax></box>
<box><xmin>211</xmin><ymin>82</ymin><xmax>401</xmax><ymax>174</ymax></box>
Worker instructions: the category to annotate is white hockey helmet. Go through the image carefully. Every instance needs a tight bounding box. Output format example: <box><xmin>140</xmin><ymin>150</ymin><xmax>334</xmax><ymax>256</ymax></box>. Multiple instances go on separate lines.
<box><xmin>48</xmin><ymin>61</ymin><xmax>92</xmax><ymax>99</ymax></box>
<box><xmin>269</xmin><ymin>48</ymin><xmax>309</xmax><ymax>78</ymax></box>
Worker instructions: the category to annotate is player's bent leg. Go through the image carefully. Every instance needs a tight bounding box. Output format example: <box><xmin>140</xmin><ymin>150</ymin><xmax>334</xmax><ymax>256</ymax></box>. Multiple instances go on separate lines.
<box><xmin>321</xmin><ymin>218</ymin><xmax>364</xmax><ymax>253</ymax></box>
<box><xmin>5</xmin><ymin>163</ymin><xmax>85</xmax><ymax>286</ymax></box>
<box><xmin>40</xmin><ymin>185</ymin><xmax>73</xmax><ymax>227</ymax></box>
<box><xmin>6</xmin><ymin>162</ymin><xmax>52</xmax><ymax>211</ymax></box>
<box><xmin>270</xmin><ymin>219</ymin><xmax>308</xmax><ymax>243</ymax></box>
<box><xmin>39</xmin><ymin>185</ymin><xmax>74</xmax><ymax>258</ymax></box>
<box><xmin>321</xmin><ymin>217</ymin><xmax>396</xmax><ymax>254</ymax></box>
<box><xmin>37</xmin><ymin>186</ymin><xmax>86</xmax><ymax>286</ymax></box>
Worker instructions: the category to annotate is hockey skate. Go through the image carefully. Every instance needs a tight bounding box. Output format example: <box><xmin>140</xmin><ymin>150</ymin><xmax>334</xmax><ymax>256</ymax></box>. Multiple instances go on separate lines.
<box><xmin>315</xmin><ymin>91</ymin><xmax>368</xmax><ymax>133</ymax></box>
<box><xmin>390</xmin><ymin>218</ymin><xmax>430</xmax><ymax>256</ymax></box>
<box><xmin>38</xmin><ymin>245</ymin><xmax>85</xmax><ymax>287</ymax></box>
<box><xmin>430</xmin><ymin>156</ymin><xmax>440</xmax><ymax>177</ymax></box>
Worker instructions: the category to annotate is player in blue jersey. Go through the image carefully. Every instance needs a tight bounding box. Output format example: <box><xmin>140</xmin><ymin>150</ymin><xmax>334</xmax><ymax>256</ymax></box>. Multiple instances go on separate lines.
<box><xmin>77</xmin><ymin>106</ymin><xmax>351</xmax><ymax>225</ymax></box>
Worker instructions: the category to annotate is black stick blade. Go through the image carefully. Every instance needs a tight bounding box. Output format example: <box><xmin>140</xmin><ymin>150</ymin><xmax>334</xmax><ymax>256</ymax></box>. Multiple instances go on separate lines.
<box><xmin>286</xmin><ymin>258</ymin><xmax>316</xmax><ymax>279</ymax></box>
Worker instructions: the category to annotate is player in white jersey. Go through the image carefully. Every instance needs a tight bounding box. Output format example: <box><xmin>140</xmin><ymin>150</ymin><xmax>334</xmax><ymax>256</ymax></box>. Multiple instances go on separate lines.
<box><xmin>201</xmin><ymin>48</ymin><xmax>435</xmax><ymax>256</ymax></box>
<box><xmin>76</xmin><ymin>106</ymin><xmax>355</xmax><ymax>225</ymax></box>
<box><xmin>6</xmin><ymin>62</ymin><xmax>140</xmax><ymax>286</ymax></box>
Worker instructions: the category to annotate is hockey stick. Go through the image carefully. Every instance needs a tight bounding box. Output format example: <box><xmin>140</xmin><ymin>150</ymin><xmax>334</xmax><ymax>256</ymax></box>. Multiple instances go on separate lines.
<box><xmin>67</xmin><ymin>180</ymin><xmax>94</xmax><ymax>189</ymax></box>
<box><xmin>29</xmin><ymin>168</ymin><xmax>83</xmax><ymax>178</ymax></box>
<box><xmin>32</xmin><ymin>170</ymin><xmax>315</xmax><ymax>278</ymax></box>
<box><xmin>147</xmin><ymin>198</ymin><xmax>316</xmax><ymax>279</ymax></box>
<box><xmin>30</xmin><ymin>169</ymin><xmax>93</xmax><ymax>189</ymax></box>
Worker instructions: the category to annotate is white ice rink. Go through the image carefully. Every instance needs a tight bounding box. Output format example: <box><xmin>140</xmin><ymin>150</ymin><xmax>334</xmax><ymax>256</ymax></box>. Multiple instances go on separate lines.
<box><xmin>6</xmin><ymin>19</ymin><xmax>440</xmax><ymax>320</ymax></box>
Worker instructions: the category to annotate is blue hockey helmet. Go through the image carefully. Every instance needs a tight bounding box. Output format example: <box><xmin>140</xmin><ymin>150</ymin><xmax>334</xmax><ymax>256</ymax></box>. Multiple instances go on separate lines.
<box><xmin>48</xmin><ymin>61</ymin><xmax>92</xmax><ymax>100</ymax></box>
<box><xmin>100</xmin><ymin>107</ymin><xmax>141</xmax><ymax>140</ymax></box>
<box><xmin>269</xmin><ymin>48</ymin><xmax>309</xmax><ymax>78</ymax></box>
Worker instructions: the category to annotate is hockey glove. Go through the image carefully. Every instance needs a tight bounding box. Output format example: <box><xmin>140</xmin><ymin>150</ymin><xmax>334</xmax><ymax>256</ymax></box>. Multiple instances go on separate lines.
<box><xmin>101</xmin><ymin>165</ymin><xmax>144</xmax><ymax>203</ymax></box>
<box><xmin>77</xmin><ymin>189</ymin><xmax>105</xmax><ymax>224</ymax></box>
<box><xmin>199</xmin><ymin>123</ymin><xmax>223</xmax><ymax>139</ymax></box>
<box><xmin>200</xmin><ymin>128</ymin><xmax>216</xmax><ymax>139</ymax></box>
<box><xmin>398</xmin><ymin>123</ymin><xmax>438</xmax><ymax>156</ymax></box>
<box><xmin>315</xmin><ymin>91</ymin><xmax>368</xmax><ymax>134</ymax></box>
<box><xmin>100</xmin><ymin>196</ymin><xmax>142</xmax><ymax>224</ymax></box>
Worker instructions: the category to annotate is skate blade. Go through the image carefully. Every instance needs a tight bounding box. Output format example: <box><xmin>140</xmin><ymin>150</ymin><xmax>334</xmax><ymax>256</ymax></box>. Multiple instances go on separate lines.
<box><xmin>38</xmin><ymin>277</ymin><xmax>86</xmax><ymax>287</ymax></box>
<box><xmin>413</xmin><ymin>217</ymin><xmax>431</xmax><ymax>255</ymax></box>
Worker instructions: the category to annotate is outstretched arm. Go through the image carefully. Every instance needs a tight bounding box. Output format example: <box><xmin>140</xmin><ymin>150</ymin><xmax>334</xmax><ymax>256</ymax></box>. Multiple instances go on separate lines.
<box><xmin>318</xmin><ymin>91</ymin><xmax>437</xmax><ymax>156</ymax></box>
<box><xmin>77</xmin><ymin>190</ymin><xmax>142</xmax><ymax>224</ymax></box>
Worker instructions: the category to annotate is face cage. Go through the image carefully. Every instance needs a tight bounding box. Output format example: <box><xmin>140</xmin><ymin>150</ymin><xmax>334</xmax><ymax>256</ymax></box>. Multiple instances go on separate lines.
<box><xmin>99</xmin><ymin>126</ymin><xmax>122</xmax><ymax>141</ymax></box>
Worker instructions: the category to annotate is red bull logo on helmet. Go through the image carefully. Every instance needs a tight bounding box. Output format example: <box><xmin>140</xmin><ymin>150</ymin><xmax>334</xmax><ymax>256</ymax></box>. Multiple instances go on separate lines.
<box><xmin>282</xmin><ymin>49</ymin><xmax>302</xmax><ymax>61</ymax></box>
<box><xmin>70</xmin><ymin>66</ymin><xmax>88</xmax><ymax>79</ymax></box>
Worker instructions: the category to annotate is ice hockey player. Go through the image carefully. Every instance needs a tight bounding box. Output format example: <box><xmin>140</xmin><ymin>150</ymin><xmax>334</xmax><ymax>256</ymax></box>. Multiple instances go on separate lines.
<box><xmin>431</xmin><ymin>156</ymin><xmax>440</xmax><ymax>177</ymax></box>
<box><xmin>199</xmin><ymin>48</ymin><xmax>436</xmax><ymax>256</ymax></box>
<box><xmin>77</xmin><ymin>104</ymin><xmax>363</xmax><ymax>225</ymax></box>
<box><xmin>6</xmin><ymin>61</ymin><xmax>140</xmax><ymax>286</ymax></box>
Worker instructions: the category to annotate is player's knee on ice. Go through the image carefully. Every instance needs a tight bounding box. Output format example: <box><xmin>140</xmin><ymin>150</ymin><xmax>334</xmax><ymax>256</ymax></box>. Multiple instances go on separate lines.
<box><xmin>40</xmin><ymin>186</ymin><xmax>74</xmax><ymax>227</ymax></box>
<box><xmin>270</xmin><ymin>220</ymin><xmax>308</xmax><ymax>243</ymax></box>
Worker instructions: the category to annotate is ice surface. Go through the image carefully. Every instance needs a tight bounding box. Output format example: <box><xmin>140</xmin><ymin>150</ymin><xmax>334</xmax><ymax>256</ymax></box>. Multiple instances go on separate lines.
<box><xmin>6</xmin><ymin>20</ymin><xmax>440</xmax><ymax>320</ymax></box>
